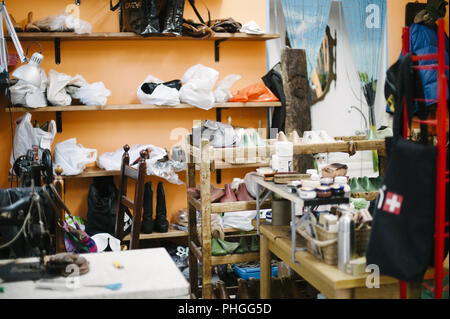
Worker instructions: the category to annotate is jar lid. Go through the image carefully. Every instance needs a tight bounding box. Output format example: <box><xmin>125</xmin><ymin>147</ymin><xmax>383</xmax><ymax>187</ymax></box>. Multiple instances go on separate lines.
<box><xmin>320</xmin><ymin>178</ymin><xmax>333</xmax><ymax>185</ymax></box>
<box><xmin>334</xmin><ymin>176</ymin><xmax>347</xmax><ymax>184</ymax></box>
<box><xmin>316</xmin><ymin>186</ymin><xmax>331</xmax><ymax>192</ymax></box>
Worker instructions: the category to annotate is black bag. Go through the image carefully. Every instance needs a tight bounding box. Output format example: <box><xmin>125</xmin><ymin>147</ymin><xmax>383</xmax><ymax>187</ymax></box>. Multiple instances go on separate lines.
<box><xmin>366</xmin><ymin>53</ymin><xmax>448</xmax><ymax>283</ymax></box>
<box><xmin>140</xmin><ymin>79</ymin><xmax>182</xmax><ymax>95</ymax></box>
<box><xmin>85</xmin><ymin>177</ymin><xmax>132</xmax><ymax>238</ymax></box>
<box><xmin>110</xmin><ymin>0</ymin><xmax>185</xmax><ymax>36</ymax></box>
<box><xmin>262</xmin><ymin>62</ymin><xmax>287</xmax><ymax>133</ymax></box>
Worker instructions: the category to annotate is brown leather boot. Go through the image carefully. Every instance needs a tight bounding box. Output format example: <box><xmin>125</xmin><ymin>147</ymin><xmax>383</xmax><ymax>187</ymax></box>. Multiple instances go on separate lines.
<box><xmin>219</xmin><ymin>184</ymin><xmax>237</xmax><ymax>203</ymax></box>
<box><xmin>236</xmin><ymin>278</ymin><xmax>251</xmax><ymax>299</ymax></box>
<box><xmin>215</xmin><ymin>280</ymin><xmax>230</xmax><ymax>299</ymax></box>
<box><xmin>236</xmin><ymin>183</ymin><xmax>255</xmax><ymax>201</ymax></box>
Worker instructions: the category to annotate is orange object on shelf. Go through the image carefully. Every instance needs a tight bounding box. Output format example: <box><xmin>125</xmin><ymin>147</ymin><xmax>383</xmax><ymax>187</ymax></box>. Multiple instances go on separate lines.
<box><xmin>229</xmin><ymin>83</ymin><xmax>279</xmax><ymax>102</ymax></box>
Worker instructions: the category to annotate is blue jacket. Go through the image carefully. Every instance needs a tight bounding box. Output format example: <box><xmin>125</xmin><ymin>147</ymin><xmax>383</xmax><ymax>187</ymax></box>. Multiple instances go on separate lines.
<box><xmin>386</xmin><ymin>23</ymin><xmax>449</xmax><ymax>113</ymax></box>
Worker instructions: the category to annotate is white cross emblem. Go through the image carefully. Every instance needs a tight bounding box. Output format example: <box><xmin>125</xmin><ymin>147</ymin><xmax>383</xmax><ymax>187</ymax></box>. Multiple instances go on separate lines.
<box><xmin>382</xmin><ymin>192</ymin><xmax>403</xmax><ymax>215</ymax></box>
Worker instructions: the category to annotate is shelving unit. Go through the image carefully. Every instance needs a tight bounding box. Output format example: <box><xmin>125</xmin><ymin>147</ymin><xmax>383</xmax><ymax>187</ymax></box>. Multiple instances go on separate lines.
<box><xmin>400</xmin><ymin>18</ymin><xmax>449</xmax><ymax>300</ymax></box>
<box><xmin>185</xmin><ymin>132</ymin><xmax>386</xmax><ymax>299</ymax></box>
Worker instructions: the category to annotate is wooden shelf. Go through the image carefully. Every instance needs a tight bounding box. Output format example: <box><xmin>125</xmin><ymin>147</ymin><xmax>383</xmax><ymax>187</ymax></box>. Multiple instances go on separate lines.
<box><xmin>5</xmin><ymin>102</ymin><xmax>282</xmax><ymax>113</ymax></box>
<box><xmin>122</xmin><ymin>228</ymin><xmax>188</xmax><ymax>241</ymax></box>
<box><xmin>187</xmin><ymin>193</ymin><xmax>271</xmax><ymax>214</ymax></box>
<box><xmin>10</xmin><ymin>32</ymin><xmax>280</xmax><ymax>42</ymax></box>
<box><xmin>189</xmin><ymin>241</ymin><xmax>259</xmax><ymax>266</ymax></box>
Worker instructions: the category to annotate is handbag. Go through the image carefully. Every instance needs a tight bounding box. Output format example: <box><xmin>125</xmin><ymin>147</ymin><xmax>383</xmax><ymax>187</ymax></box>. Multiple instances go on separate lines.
<box><xmin>366</xmin><ymin>53</ymin><xmax>448</xmax><ymax>283</ymax></box>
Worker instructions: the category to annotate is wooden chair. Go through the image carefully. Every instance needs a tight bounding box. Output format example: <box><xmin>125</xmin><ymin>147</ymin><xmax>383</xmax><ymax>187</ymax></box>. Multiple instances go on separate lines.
<box><xmin>115</xmin><ymin>145</ymin><xmax>147</xmax><ymax>250</ymax></box>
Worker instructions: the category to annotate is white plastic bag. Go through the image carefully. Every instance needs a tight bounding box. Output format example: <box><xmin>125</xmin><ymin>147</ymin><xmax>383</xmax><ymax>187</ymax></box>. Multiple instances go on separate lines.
<box><xmin>222</xmin><ymin>210</ymin><xmax>257</xmax><ymax>231</ymax></box>
<box><xmin>9</xmin><ymin>69</ymin><xmax>48</xmax><ymax>108</ymax></box>
<box><xmin>53</xmin><ymin>138</ymin><xmax>97</xmax><ymax>176</ymax></box>
<box><xmin>71</xmin><ymin>82</ymin><xmax>111</xmax><ymax>106</ymax></box>
<box><xmin>10</xmin><ymin>113</ymin><xmax>57</xmax><ymax>168</ymax></box>
<box><xmin>97</xmin><ymin>144</ymin><xmax>184</xmax><ymax>184</ymax></box>
<box><xmin>34</xmin><ymin>13</ymin><xmax>92</xmax><ymax>34</ymax></box>
<box><xmin>137</xmin><ymin>75</ymin><xmax>180</xmax><ymax>106</ymax></box>
<box><xmin>214</xmin><ymin>74</ymin><xmax>241</xmax><ymax>103</ymax></box>
<box><xmin>179</xmin><ymin>64</ymin><xmax>219</xmax><ymax>110</ymax></box>
<box><xmin>240</xmin><ymin>21</ymin><xmax>264</xmax><ymax>35</ymax></box>
<box><xmin>46</xmin><ymin>70</ymin><xmax>75</xmax><ymax>106</ymax></box>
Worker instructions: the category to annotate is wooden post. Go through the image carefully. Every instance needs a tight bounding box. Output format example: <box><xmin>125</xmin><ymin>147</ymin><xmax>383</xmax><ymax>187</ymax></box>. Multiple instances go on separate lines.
<box><xmin>115</xmin><ymin>145</ymin><xmax>130</xmax><ymax>241</ymax></box>
<box><xmin>186</xmin><ymin>134</ymin><xmax>199</xmax><ymax>298</ymax></box>
<box><xmin>200</xmin><ymin>138</ymin><xmax>213</xmax><ymax>299</ymax></box>
<box><xmin>281</xmin><ymin>48</ymin><xmax>315</xmax><ymax>173</ymax></box>
<box><xmin>53</xmin><ymin>165</ymin><xmax>65</xmax><ymax>253</ymax></box>
<box><xmin>260</xmin><ymin>233</ymin><xmax>271</xmax><ymax>299</ymax></box>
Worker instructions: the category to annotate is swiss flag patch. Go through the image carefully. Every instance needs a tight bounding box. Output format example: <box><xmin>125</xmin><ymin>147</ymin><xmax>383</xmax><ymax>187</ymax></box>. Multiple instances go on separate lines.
<box><xmin>382</xmin><ymin>192</ymin><xmax>404</xmax><ymax>215</ymax></box>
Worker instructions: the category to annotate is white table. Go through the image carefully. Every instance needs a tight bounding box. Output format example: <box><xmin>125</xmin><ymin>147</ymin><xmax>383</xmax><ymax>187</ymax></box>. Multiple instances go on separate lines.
<box><xmin>0</xmin><ymin>248</ymin><xmax>190</xmax><ymax>299</ymax></box>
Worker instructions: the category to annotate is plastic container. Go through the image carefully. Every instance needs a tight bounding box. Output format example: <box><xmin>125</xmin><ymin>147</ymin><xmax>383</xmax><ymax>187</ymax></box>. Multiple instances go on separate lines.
<box><xmin>233</xmin><ymin>265</ymin><xmax>278</xmax><ymax>280</ymax></box>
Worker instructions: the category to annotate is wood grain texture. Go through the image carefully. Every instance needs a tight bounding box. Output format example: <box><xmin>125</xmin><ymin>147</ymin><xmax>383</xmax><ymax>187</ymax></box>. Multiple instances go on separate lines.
<box><xmin>281</xmin><ymin>48</ymin><xmax>315</xmax><ymax>173</ymax></box>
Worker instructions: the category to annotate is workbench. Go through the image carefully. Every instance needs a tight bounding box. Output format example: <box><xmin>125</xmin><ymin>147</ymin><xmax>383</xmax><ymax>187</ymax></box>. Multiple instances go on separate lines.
<box><xmin>0</xmin><ymin>248</ymin><xmax>190</xmax><ymax>299</ymax></box>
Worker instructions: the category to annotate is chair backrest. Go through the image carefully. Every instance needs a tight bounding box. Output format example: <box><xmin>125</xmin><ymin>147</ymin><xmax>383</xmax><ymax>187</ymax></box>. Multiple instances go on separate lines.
<box><xmin>115</xmin><ymin>145</ymin><xmax>147</xmax><ymax>250</ymax></box>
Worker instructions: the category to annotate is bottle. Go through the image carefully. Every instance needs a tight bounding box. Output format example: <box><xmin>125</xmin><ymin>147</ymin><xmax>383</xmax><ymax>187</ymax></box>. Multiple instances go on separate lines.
<box><xmin>338</xmin><ymin>213</ymin><xmax>355</xmax><ymax>272</ymax></box>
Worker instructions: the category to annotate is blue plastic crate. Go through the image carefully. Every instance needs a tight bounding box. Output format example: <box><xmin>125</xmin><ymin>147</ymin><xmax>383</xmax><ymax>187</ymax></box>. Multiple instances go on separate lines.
<box><xmin>232</xmin><ymin>265</ymin><xmax>278</xmax><ymax>280</ymax></box>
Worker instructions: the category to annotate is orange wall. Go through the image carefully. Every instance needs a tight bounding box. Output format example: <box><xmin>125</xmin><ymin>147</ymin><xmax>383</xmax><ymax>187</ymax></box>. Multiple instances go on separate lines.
<box><xmin>1</xmin><ymin>0</ymin><xmax>268</xmax><ymax>222</ymax></box>
<box><xmin>387</xmin><ymin>0</ymin><xmax>449</xmax><ymax>66</ymax></box>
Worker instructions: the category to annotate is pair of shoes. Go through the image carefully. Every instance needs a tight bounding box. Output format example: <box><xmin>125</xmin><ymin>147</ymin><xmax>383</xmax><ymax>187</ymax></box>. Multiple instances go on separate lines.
<box><xmin>141</xmin><ymin>182</ymin><xmax>169</xmax><ymax>234</ymax></box>
<box><xmin>349</xmin><ymin>176</ymin><xmax>383</xmax><ymax>193</ymax></box>
<box><xmin>211</xmin><ymin>237</ymin><xmax>240</xmax><ymax>256</ymax></box>
<box><xmin>220</xmin><ymin>183</ymin><xmax>255</xmax><ymax>203</ymax></box>
<box><xmin>237</xmin><ymin>129</ymin><xmax>266</xmax><ymax>147</ymax></box>
<box><xmin>188</xmin><ymin>184</ymin><xmax>225</xmax><ymax>203</ymax></box>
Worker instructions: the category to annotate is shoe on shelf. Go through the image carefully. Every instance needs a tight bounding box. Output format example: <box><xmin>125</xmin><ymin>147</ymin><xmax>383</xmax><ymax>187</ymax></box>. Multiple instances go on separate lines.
<box><xmin>219</xmin><ymin>184</ymin><xmax>237</xmax><ymax>203</ymax></box>
<box><xmin>349</xmin><ymin>177</ymin><xmax>365</xmax><ymax>193</ymax></box>
<box><xmin>187</xmin><ymin>187</ymin><xmax>200</xmax><ymax>199</ymax></box>
<box><xmin>235</xmin><ymin>236</ymin><xmax>249</xmax><ymax>254</ymax></box>
<box><xmin>217</xmin><ymin>238</ymin><xmax>240</xmax><ymax>254</ymax></box>
<box><xmin>212</xmin><ymin>237</ymin><xmax>228</xmax><ymax>256</ymax></box>
<box><xmin>211</xmin><ymin>184</ymin><xmax>226</xmax><ymax>203</ymax></box>
<box><xmin>302</xmin><ymin>131</ymin><xmax>322</xmax><ymax>144</ymax></box>
<box><xmin>236</xmin><ymin>278</ymin><xmax>251</xmax><ymax>299</ymax></box>
<box><xmin>236</xmin><ymin>183</ymin><xmax>255</xmax><ymax>202</ymax></box>
<box><xmin>250</xmin><ymin>130</ymin><xmax>266</xmax><ymax>146</ymax></box>
<box><xmin>250</xmin><ymin>235</ymin><xmax>260</xmax><ymax>252</ymax></box>
<box><xmin>141</xmin><ymin>182</ymin><xmax>153</xmax><ymax>234</ymax></box>
<box><xmin>153</xmin><ymin>182</ymin><xmax>169</xmax><ymax>233</ymax></box>
<box><xmin>317</xmin><ymin>130</ymin><xmax>335</xmax><ymax>143</ymax></box>
<box><xmin>277</xmin><ymin>131</ymin><xmax>288</xmax><ymax>142</ymax></box>
<box><xmin>288</xmin><ymin>130</ymin><xmax>302</xmax><ymax>144</ymax></box>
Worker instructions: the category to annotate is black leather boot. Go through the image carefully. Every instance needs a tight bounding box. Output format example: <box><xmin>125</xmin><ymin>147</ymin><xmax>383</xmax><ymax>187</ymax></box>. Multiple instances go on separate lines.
<box><xmin>154</xmin><ymin>182</ymin><xmax>169</xmax><ymax>233</ymax></box>
<box><xmin>141</xmin><ymin>182</ymin><xmax>153</xmax><ymax>234</ymax></box>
